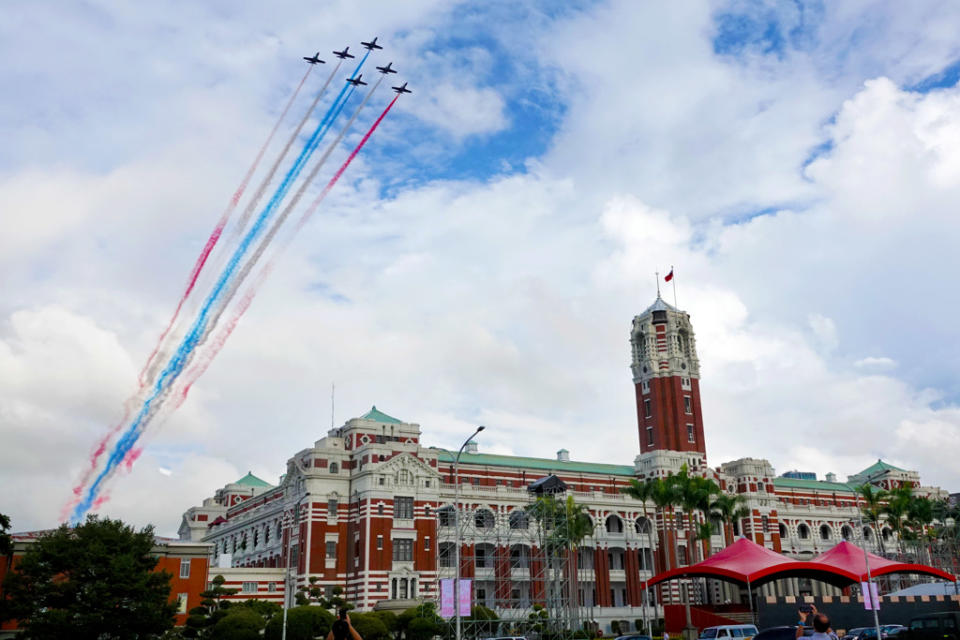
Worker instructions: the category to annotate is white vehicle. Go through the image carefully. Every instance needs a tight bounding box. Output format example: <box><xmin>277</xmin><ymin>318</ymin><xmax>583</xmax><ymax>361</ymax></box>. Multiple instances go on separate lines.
<box><xmin>700</xmin><ymin>625</ymin><xmax>760</xmax><ymax>640</ymax></box>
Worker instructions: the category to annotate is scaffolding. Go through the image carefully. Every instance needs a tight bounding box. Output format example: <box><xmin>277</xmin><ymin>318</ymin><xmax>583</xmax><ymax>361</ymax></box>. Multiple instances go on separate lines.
<box><xmin>433</xmin><ymin>475</ymin><xmax>656</xmax><ymax>640</ymax></box>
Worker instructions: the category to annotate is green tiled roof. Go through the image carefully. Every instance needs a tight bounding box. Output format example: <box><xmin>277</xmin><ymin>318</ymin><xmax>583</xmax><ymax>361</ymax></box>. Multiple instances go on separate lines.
<box><xmin>434</xmin><ymin>450</ymin><xmax>635</xmax><ymax>477</ymax></box>
<box><xmin>360</xmin><ymin>405</ymin><xmax>402</xmax><ymax>424</ymax></box>
<box><xmin>235</xmin><ymin>471</ymin><xmax>272</xmax><ymax>488</ymax></box>
<box><xmin>773</xmin><ymin>477</ymin><xmax>855</xmax><ymax>492</ymax></box>
<box><xmin>855</xmin><ymin>459</ymin><xmax>906</xmax><ymax>477</ymax></box>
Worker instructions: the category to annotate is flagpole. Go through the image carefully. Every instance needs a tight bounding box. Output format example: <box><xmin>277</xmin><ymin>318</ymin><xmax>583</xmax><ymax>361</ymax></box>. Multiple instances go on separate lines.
<box><xmin>671</xmin><ymin>265</ymin><xmax>678</xmax><ymax>310</ymax></box>
<box><xmin>655</xmin><ymin>272</ymin><xmax>660</xmax><ymax>298</ymax></box>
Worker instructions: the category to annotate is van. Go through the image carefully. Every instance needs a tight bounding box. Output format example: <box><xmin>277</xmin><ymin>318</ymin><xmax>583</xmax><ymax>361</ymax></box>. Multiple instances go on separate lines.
<box><xmin>907</xmin><ymin>612</ymin><xmax>960</xmax><ymax>640</ymax></box>
<box><xmin>700</xmin><ymin>625</ymin><xmax>760</xmax><ymax>640</ymax></box>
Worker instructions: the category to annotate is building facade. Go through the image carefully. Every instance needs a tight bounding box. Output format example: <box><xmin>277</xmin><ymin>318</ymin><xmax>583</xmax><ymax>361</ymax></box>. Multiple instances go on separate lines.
<box><xmin>178</xmin><ymin>296</ymin><xmax>950</xmax><ymax>626</ymax></box>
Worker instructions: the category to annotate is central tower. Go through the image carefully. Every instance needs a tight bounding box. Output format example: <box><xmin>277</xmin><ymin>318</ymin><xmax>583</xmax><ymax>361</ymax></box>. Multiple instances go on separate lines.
<box><xmin>630</xmin><ymin>295</ymin><xmax>706</xmax><ymax>464</ymax></box>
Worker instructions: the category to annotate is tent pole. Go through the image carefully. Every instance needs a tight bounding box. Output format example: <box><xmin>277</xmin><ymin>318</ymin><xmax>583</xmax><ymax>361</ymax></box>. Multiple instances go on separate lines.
<box><xmin>747</xmin><ymin>578</ymin><xmax>755</xmax><ymax>626</ymax></box>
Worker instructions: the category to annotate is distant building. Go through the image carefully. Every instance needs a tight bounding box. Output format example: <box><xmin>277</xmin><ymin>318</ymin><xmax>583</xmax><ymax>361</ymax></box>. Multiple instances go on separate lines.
<box><xmin>780</xmin><ymin>470</ymin><xmax>817</xmax><ymax>481</ymax></box>
<box><xmin>178</xmin><ymin>295</ymin><xmax>951</xmax><ymax>628</ymax></box>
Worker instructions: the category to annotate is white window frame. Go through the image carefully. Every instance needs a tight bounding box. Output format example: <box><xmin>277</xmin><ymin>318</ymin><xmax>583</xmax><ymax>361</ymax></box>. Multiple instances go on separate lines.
<box><xmin>687</xmin><ymin>423</ymin><xmax>695</xmax><ymax>443</ymax></box>
<box><xmin>179</xmin><ymin>558</ymin><xmax>191</xmax><ymax>578</ymax></box>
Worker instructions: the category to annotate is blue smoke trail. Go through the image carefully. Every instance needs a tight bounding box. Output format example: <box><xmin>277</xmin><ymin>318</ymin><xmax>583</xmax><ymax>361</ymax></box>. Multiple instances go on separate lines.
<box><xmin>71</xmin><ymin>51</ymin><xmax>371</xmax><ymax>523</ymax></box>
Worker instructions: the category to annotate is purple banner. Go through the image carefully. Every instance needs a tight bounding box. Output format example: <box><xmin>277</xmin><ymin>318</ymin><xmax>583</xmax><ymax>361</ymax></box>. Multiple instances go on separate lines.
<box><xmin>439</xmin><ymin>578</ymin><xmax>471</xmax><ymax>618</ymax></box>
<box><xmin>861</xmin><ymin>581</ymin><xmax>880</xmax><ymax>610</ymax></box>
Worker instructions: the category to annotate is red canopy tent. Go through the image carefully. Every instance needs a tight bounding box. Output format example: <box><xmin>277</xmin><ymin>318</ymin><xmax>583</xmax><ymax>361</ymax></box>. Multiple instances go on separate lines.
<box><xmin>646</xmin><ymin>537</ymin><xmax>857</xmax><ymax>589</ymax></box>
<box><xmin>809</xmin><ymin>541</ymin><xmax>956</xmax><ymax>583</ymax></box>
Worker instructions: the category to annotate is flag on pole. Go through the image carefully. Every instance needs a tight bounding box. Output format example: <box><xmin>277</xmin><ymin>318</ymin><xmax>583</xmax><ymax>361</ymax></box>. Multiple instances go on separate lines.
<box><xmin>664</xmin><ymin>268</ymin><xmax>674</xmax><ymax>282</ymax></box>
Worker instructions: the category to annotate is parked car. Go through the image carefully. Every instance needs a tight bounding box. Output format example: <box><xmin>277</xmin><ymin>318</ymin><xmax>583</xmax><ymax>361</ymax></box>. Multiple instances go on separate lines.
<box><xmin>907</xmin><ymin>612</ymin><xmax>960</xmax><ymax>640</ymax></box>
<box><xmin>846</xmin><ymin>628</ymin><xmax>888</xmax><ymax>640</ymax></box>
<box><xmin>882</xmin><ymin>625</ymin><xmax>907</xmax><ymax>637</ymax></box>
<box><xmin>615</xmin><ymin>635</ymin><xmax>652</xmax><ymax>640</ymax></box>
<box><xmin>700</xmin><ymin>625</ymin><xmax>760</xmax><ymax>640</ymax></box>
<box><xmin>753</xmin><ymin>625</ymin><xmax>815</xmax><ymax>640</ymax></box>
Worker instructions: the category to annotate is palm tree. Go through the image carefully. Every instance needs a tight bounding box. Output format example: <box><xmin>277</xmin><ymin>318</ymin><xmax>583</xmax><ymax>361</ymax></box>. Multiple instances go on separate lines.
<box><xmin>855</xmin><ymin>484</ymin><xmax>889</xmax><ymax>555</ymax></box>
<box><xmin>621</xmin><ymin>478</ymin><xmax>659</xmax><ymax>633</ymax></box>
<box><xmin>883</xmin><ymin>485</ymin><xmax>913</xmax><ymax>557</ymax></box>
<box><xmin>710</xmin><ymin>493</ymin><xmax>750</xmax><ymax>547</ymax></box>
<box><xmin>650</xmin><ymin>476</ymin><xmax>682</xmax><ymax>570</ymax></box>
<box><xmin>906</xmin><ymin>495</ymin><xmax>934</xmax><ymax>563</ymax></box>
<box><xmin>673</xmin><ymin>465</ymin><xmax>721</xmax><ymax>564</ymax></box>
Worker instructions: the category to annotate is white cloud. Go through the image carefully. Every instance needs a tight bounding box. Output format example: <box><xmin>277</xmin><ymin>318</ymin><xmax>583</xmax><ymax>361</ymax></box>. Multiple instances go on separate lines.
<box><xmin>854</xmin><ymin>356</ymin><xmax>896</xmax><ymax>370</ymax></box>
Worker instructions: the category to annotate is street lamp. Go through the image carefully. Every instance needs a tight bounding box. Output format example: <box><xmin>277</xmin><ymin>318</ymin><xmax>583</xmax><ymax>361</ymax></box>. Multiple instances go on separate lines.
<box><xmin>451</xmin><ymin>426</ymin><xmax>485</xmax><ymax>640</ymax></box>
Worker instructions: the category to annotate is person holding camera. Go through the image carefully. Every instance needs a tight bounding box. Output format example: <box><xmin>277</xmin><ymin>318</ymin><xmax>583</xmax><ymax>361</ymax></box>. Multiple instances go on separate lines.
<box><xmin>796</xmin><ymin>605</ymin><xmax>838</xmax><ymax>640</ymax></box>
<box><xmin>329</xmin><ymin>609</ymin><xmax>364</xmax><ymax>640</ymax></box>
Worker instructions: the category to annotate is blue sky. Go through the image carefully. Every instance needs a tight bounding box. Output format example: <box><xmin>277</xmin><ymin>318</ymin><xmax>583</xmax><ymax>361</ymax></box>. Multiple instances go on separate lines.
<box><xmin>4</xmin><ymin>0</ymin><xmax>960</xmax><ymax>532</ymax></box>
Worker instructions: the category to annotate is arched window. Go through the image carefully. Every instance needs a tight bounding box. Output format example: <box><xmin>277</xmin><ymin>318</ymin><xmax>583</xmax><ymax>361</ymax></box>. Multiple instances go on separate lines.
<box><xmin>863</xmin><ymin>526</ymin><xmax>873</xmax><ymax>540</ymax></box>
<box><xmin>841</xmin><ymin>525</ymin><xmax>853</xmax><ymax>540</ymax></box>
<box><xmin>510</xmin><ymin>544</ymin><xmax>530</xmax><ymax>569</ymax></box>
<box><xmin>475</xmin><ymin>543</ymin><xmax>495</xmax><ymax>568</ymax></box>
<box><xmin>438</xmin><ymin>506</ymin><xmax>456</xmax><ymax>527</ymax></box>
<box><xmin>438</xmin><ymin>542</ymin><xmax>455</xmax><ymax>568</ymax></box>
<box><xmin>635</xmin><ymin>517</ymin><xmax>652</xmax><ymax>535</ymax></box>
<box><xmin>882</xmin><ymin>527</ymin><xmax>892</xmax><ymax>542</ymax></box>
<box><xmin>820</xmin><ymin>525</ymin><xmax>832</xmax><ymax>541</ymax></box>
<box><xmin>606</xmin><ymin>515</ymin><xmax>624</xmax><ymax>534</ymax></box>
<box><xmin>253</xmin><ymin>530</ymin><xmax>259</xmax><ymax>548</ymax></box>
<box><xmin>509</xmin><ymin>511</ymin><xmax>529</xmax><ymax>530</ymax></box>
<box><xmin>779</xmin><ymin>523</ymin><xmax>788</xmax><ymax>538</ymax></box>
<box><xmin>330</xmin><ymin>462</ymin><xmax>339</xmax><ymax>474</ymax></box>
<box><xmin>797</xmin><ymin>523</ymin><xmax>810</xmax><ymax>540</ymax></box>
<box><xmin>475</xmin><ymin>509</ymin><xmax>495</xmax><ymax>529</ymax></box>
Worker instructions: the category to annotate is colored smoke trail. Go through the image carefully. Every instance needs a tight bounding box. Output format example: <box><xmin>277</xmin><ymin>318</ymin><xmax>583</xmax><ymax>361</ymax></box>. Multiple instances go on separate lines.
<box><xmin>170</xmin><ymin>91</ymin><xmax>400</xmax><ymax>414</ymax></box>
<box><xmin>229</xmin><ymin>59</ymin><xmax>344</xmax><ymax>245</ymax></box>
<box><xmin>194</xmin><ymin>75</ymin><xmax>386</xmax><ymax>351</ymax></box>
<box><xmin>65</xmin><ymin>66</ymin><xmax>317</xmax><ymax>519</ymax></box>
<box><xmin>138</xmin><ymin>65</ymin><xmax>315</xmax><ymax>388</ymax></box>
<box><xmin>70</xmin><ymin>52</ymin><xmax>371</xmax><ymax>523</ymax></box>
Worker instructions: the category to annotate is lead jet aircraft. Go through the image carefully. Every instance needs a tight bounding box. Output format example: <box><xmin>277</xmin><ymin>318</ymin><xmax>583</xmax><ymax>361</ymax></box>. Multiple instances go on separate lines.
<box><xmin>376</xmin><ymin>62</ymin><xmax>397</xmax><ymax>75</ymax></box>
<box><xmin>333</xmin><ymin>46</ymin><xmax>355</xmax><ymax>59</ymax></box>
<box><xmin>361</xmin><ymin>37</ymin><xmax>383</xmax><ymax>50</ymax></box>
<box><xmin>346</xmin><ymin>74</ymin><xmax>368</xmax><ymax>87</ymax></box>
<box><xmin>391</xmin><ymin>82</ymin><xmax>412</xmax><ymax>94</ymax></box>
<box><xmin>303</xmin><ymin>52</ymin><xmax>325</xmax><ymax>64</ymax></box>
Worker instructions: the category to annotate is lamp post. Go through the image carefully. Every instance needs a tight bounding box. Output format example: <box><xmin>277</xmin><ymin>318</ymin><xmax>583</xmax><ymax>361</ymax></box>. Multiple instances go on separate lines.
<box><xmin>847</xmin><ymin>486</ymin><xmax>883</xmax><ymax>640</ymax></box>
<box><xmin>434</xmin><ymin>426</ymin><xmax>486</xmax><ymax>640</ymax></box>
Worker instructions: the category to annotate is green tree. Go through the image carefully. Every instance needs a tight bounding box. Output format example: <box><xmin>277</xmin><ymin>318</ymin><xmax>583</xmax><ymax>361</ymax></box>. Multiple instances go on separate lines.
<box><xmin>709</xmin><ymin>493</ymin><xmax>749</xmax><ymax>548</ymax></box>
<box><xmin>1</xmin><ymin>515</ymin><xmax>176</xmax><ymax>639</ymax></box>
<box><xmin>0</xmin><ymin>513</ymin><xmax>12</xmax><ymax>558</ymax></box>
<box><xmin>372</xmin><ymin>610</ymin><xmax>398</xmax><ymax>637</ymax></box>
<box><xmin>350</xmin><ymin>611</ymin><xmax>390</xmax><ymax>640</ymax></box>
<box><xmin>208</xmin><ymin>607</ymin><xmax>264</xmax><ymax>640</ymax></box>
<box><xmin>854</xmin><ymin>484</ymin><xmax>889</xmax><ymax>555</ymax></box>
<box><xmin>264</xmin><ymin>605</ymin><xmax>335</xmax><ymax>640</ymax></box>
<box><xmin>648</xmin><ymin>477</ymin><xmax>681</xmax><ymax>569</ymax></box>
<box><xmin>183</xmin><ymin>574</ymin><xmax>240</xmax><ymax>638</ymax></box>
<box><xmin>399</xmin><ymin>602</ymin><xmax>446</xmax><ymax>640</ymax></box>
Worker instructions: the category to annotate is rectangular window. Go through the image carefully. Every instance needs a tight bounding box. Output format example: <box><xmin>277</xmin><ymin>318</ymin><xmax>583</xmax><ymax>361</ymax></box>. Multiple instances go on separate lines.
<box><xmin>424</xmin><ymin>536</ymin><xmax>431</xmax><ymax>551</ymax></box>
<box><xmin>476</xmin><ymin>547</ymin><xmax>488</xmax><ymax>568</ymax></box>
<box><xmin>268</xmin><ymin>582</ymin><xmax>277</xmax><ymax>592</ymax></box>
<box><xmin>687</xmin><ymin>424</ymin><xmax>695</xmax><ymax>443</ymax></box>
<box><xmin>328</xmin><ymin>498</ymin><xmax>338</xmax><ymax>516</ymax></box>
<box><xmin>242</xmin><ymin>582</ymin><xmax>258</xmax><ymax>593</ymax></box>
<box><xmin>395</xmin><ymin>496</ymin><xmax>414</xmax><ymax>519</ymax></box>
<box><xmin>684</xmin><ymin>396</ymin><xmax>692</xmax><ymax>414</ymax></box>
<box><xmin>762</xmin><ymin>516</ymin><xmax>769</xmax><ymax>533</ymax></box>
<box><xmin>177</xmin><ymin>593</ymin><xmax>188</xmax><ymax>614</ymax></box>
<box><xmin>326</xmin><ymin>541</ymin><xmax>337</xmax><ymax>559</ymax></box>
<box><xmin>647</xmin><ymin>427</ymin><xmax>654</xmax><ymax>446</ymax></box>
<box><xmin>644</xmin><ymin>398</ymin><xmax>652</xmax><ymax>418</ymax></box>
<box><xmin>179</xmin><ymin>558</ymin><xmax>191</xmax><ymax>578</ymax></box>
<box><xmin>392</xmin><ymin>538</ymin><xmax>413</xmax><ymax>562</ymax></box>
<box><xmin>377</xmin><ymin>535</ymin><xmax>383</xmax><ymax>550</ymax></box>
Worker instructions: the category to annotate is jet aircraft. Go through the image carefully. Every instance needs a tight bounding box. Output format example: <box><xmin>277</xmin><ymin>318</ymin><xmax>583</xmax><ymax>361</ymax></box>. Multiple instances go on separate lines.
<box><xmin>333</xmin><ymin>47</ymin><xmax>355</xmax><ymax>59</ymax></box>
<box><xmin>361</xmin><ymin>37</ymin><xmax>383</xmax><ymax>50</ymax></box>
<box><xmin>376</xmin><ymin>62</ymin><xmax>397</xmax><ymax>75</ymax></box>
<box><xmin>391</xmin><ymin>82</ymin><xmax>412</xmax><ymax>94</ymax></box>
<box><xmin>346</xmin><ymin>74</ymin><xmax>368</xmax><ymax>87</ymax></box>
<box><xmin>303</xmin><ymin>52</ymin><xmax>325</xmax><ymax>65</ymax></box>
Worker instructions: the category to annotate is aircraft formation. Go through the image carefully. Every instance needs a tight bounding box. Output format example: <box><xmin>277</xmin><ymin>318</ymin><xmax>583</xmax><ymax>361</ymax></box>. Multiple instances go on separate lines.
<box><xmin>312</xmin><ymin>38</ymin><xmax>412</xmax><ymax>95</ymax></box>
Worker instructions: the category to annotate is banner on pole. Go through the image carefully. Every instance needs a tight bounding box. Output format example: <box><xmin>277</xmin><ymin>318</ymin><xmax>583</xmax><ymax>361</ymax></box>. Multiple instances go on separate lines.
<box><xmin>439</xmin><ymin>579</ymin><xmax>472</xmax><ymax>617</ymax></box>
<box><xmin>861</xmin><ymin>581</ymin><xmax>880</xmax><ymax>610</ymax></box>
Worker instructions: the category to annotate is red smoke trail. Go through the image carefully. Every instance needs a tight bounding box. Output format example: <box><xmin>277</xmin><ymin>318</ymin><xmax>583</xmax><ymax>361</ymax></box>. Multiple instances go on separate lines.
<box><xmin>153</xmin><ymin>96</ymin><xmax>401</xmax><ymax>423</ymax></box>
<box><xmin>137</xmin><ymin>66</ymin><xmax>314</xmax><ymax>387</ymax></box>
